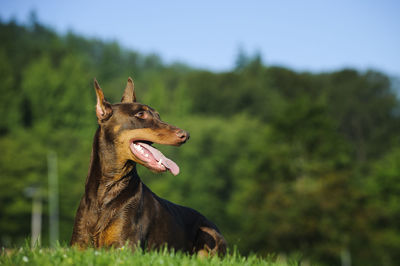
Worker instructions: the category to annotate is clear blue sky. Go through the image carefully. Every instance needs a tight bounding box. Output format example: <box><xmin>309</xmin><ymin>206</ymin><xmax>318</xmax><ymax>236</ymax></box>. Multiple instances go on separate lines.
<box><xmin>1</xmin><ymin>0</ymin><xmax>399</xmax><ymax>75</ymax></box>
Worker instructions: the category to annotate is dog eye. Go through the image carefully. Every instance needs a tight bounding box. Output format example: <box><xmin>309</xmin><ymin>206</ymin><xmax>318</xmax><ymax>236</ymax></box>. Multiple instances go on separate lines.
<box><xmin>135</xmin><ymin>111</ymin><xmax>147</xmax><ymax>119</ymax></box>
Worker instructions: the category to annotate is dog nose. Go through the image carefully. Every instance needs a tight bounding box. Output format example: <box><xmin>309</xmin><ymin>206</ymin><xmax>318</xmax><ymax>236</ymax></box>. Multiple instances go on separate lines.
<box><xmin>176</xmin><ymin>129</ymin><xmax>190</xmax><ymax>142</ymax></box>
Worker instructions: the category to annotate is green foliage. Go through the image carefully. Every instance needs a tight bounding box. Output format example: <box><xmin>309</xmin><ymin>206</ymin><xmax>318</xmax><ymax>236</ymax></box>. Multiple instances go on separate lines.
<box><xmin>359</xmin><ymin>147</ymin><xmax>400</xmax><ymax>265</ymax></box>
<box><xmin>0</xmin><ymin>19</ymin><xmax>400</xmax><ymax>266</ymax></box>
<box><xmin>21</xmin><ymin>54</ymin><xmax>93</xmax><ymax>129</ymax></box>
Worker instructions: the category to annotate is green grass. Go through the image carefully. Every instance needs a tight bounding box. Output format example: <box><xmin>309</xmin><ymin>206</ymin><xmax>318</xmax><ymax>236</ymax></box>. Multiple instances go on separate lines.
<box><xmin>0</xmin><ymin>244</ymin><xmax>292</xmax><ymax>266</ymax></box>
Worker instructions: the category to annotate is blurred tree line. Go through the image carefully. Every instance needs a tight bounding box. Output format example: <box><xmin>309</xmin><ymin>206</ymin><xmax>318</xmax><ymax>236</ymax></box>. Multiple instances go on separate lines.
<box><xmin>0</xmin><ymin>17</ymin><xmax>399</xmax><ymax>265</ymax></box>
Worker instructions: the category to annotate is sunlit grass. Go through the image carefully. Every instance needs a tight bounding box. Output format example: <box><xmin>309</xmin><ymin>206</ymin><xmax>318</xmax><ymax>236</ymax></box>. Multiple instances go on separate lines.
<box><xmin>0</xmin><ymin>244</ymin><xmax>293</xmax><ymax>266</ymax></box>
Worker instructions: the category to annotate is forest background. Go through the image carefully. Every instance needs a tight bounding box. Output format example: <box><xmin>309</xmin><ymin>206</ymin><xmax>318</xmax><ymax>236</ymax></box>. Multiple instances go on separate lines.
<box><xmin>0</xmin><ymin>16</ymin><xmax>399</xmax><ymax>266</ymax></box>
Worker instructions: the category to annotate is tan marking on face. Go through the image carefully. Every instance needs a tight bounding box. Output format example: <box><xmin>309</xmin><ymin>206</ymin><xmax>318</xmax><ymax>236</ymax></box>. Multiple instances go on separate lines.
<box><xmin>113</xmin><ymin>125</ymin><xmax>121</xmax><ymax>133</ymax></box>
<box><xmin>117</xmin><ymin>128</ymin><xmax>181</xmax><ymax>146</ymax></box>
<box><xmin>114</xmin><ymin>127</ymin><xmax>182</xmax><ymax>167</ymax></box>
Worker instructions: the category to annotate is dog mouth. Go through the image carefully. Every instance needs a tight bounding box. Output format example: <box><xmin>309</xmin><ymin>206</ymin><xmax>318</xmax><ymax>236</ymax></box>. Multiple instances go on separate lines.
<box><xmin>130</xmin><ymin>141</ymin><xmax>180</xmax><ymax>176</ymax></box>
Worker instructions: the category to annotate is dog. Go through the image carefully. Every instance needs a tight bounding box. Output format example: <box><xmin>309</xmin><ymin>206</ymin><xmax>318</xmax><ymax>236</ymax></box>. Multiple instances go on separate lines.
<box><xmin>70</xmin><ymin>78</ymin><xmax>226</xmax><ymax>256</ymax></box>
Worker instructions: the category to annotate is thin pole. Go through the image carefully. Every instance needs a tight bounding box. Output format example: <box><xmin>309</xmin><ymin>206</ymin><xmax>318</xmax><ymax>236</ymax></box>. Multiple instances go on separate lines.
<box><xmin>341</xmin><ymin>248</ymin><xmax>352</xmax><ymax>266</ymax></box>
<box><xmin>48</xmin><ymin>151</ymin><xmax>59</xmax><ymax>247</ymax></box>
<box><xmin>31</xmin><ymin>189</ymin><xmax>42</xmax><ymax>247</ymax></box>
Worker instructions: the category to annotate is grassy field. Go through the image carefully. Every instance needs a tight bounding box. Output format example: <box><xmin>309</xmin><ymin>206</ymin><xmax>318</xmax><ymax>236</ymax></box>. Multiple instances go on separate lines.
<box><xmin>0</xmin><ymin>245</ymin><xmax>299</xmax><ymax>266</ymax></box>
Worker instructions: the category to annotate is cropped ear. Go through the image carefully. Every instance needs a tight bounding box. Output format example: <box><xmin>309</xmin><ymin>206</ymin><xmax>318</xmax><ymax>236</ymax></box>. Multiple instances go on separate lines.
<box><xmin>121</xmin><ymin>77</ymin><xmax>136</xmax><ymax>103</ymax></box>
<box><xmin>94</xmin><ymin>78</ymin><xmax>113</xmax><ymax>122</ymax></box>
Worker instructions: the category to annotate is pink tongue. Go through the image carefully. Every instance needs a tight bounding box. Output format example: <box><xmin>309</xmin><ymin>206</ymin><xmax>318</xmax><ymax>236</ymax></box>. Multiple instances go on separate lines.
<box><xmin>139</xmin><ymin>143</ymin><xmax>180</xmax><ymax>176</ymax></box>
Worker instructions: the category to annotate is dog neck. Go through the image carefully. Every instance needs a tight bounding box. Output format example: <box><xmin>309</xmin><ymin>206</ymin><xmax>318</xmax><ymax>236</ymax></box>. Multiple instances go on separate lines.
<box><xmin>84</xmin><ymin>127</ymin><xmax>140</xmax><ymax>207</ymax></box>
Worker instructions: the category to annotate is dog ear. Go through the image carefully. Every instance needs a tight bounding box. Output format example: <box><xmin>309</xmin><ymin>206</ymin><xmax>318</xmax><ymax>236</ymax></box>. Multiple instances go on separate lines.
<box><xmin>94</xmin><ymin>78</ymin><xmax>113</xmax><ymax>122</ymax></box>
<box><xmin>121</xmin><ymin>77</ymin><xmax>136</xmax><ymax>103</ymax></box>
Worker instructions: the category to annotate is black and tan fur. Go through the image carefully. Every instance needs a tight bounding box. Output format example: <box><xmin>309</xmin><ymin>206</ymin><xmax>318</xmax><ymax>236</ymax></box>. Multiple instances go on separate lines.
<box><xmin>70</xmin><ymin>78</ymin><xmax>226</xmax><ymax>256</ymax></box>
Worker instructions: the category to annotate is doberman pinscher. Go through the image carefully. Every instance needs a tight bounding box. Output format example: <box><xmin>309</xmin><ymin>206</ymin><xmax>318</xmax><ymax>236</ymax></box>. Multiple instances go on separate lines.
<box><xmin>70</xmin><ymin>78</ymin><xmax>226</xmax><ymax>256</ymax></box>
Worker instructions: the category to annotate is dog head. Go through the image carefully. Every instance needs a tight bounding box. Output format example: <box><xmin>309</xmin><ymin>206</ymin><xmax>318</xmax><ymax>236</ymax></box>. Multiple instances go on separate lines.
<box><xmin>94</xmin><ymin>78</ymin><xmax>189</xmax><ymax>175</ymax></box>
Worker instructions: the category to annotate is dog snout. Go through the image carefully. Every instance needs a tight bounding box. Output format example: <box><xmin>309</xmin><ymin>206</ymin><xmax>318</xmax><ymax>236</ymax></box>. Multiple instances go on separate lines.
<box><xmin>176</xmin><ymin>129</ymin><xmax>190</xmax><ymax>143</ymax></box>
